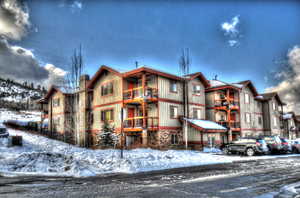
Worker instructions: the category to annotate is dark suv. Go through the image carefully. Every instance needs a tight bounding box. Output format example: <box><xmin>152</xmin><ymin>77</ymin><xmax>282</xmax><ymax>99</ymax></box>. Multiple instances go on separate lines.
<box><xmin>224</xmin><ymin>137</ymin><xmax>269</xmax><ymax>156</ymax></box>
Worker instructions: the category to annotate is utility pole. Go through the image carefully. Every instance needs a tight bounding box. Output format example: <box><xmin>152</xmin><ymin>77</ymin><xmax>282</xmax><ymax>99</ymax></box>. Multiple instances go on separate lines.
<box><xmin>120</xmin><ymin>107</ymin><xmax>124</xmax><ymax>159</ymax></box>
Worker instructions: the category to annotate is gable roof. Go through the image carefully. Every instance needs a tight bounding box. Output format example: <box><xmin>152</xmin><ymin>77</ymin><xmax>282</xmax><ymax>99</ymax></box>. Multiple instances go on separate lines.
<box><xmin>43</xmin><ymin>86</ymin><xmax>73</xmax><ymax>101</ymax></box>
<box><xmin>87</xmin><ymin>65</ymin><xmax>122</xmax><ymax>89</ymax></box>
<box><xmin>123</xmin><ymin>66</ymin><xmax>182</xmax><ymax>81</ymax></box>
<box><xmin>235</xmin><ymin>80</ymin><xmax>259</xmax><ymax>97</ymax></box>
<box><xmin>259</xmin><ymin>92</ymin><xmax>285</xmax><ymax>105</ymax></box>
<box><xmin>184</xmin><ymin>72</ymin><xmax>210</xmax><ymax>88</ymax></box>
<box><xmin>206</xmin><ymin>79</ymin><xmax>242</xmax><ymax>92</ymax></box>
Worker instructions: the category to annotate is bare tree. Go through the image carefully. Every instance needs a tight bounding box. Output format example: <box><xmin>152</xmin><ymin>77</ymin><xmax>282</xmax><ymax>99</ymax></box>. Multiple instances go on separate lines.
<box><xmin>179</xmin><ymin>48</ymin><xmax>191</xmax><ymax>150</ymax></box>
<box><xmin>64</xmin><ymin>45</ymin><xmax>84</xmax><ymax>145</ymax></box>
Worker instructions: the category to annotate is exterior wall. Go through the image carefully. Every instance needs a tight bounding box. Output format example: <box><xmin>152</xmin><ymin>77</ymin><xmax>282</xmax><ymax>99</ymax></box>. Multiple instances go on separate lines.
<box><xmin>158</xmin><ymin>101</ymin><xmax>183</xmax><ymax>127</ymax></box>
<box><xmin>239</xmin><ymin>87</ymin><xmax>264</xmax><ymax>137</ymax></box>
<box><xmin>187</xmin><ymin>78</ymin><xmax>206</xmax><ymax>119</ymax></box>
<box><xmin>48</xmin><ymin>91</ymin><xmax>65</xmax><ymax>135</ymax></box>
<box><xmin>268</xmin><ymin>98</ymin><xmax>282</xmax><ymax>136</ymax></box>
<box><xmin>158</xmin><ymin>76</ymin><xmax>183</xmax><ymax>101</ymax></box>
<box><xmin>91</xmin><ymin>72</ymin><xmax>123</xmax><ymax>132</ymax></box>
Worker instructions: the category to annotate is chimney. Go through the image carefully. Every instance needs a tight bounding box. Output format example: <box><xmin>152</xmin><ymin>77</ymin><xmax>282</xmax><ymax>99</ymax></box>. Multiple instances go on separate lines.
<box><xmin>79</xmin><ymin>74</ymin><xmax>90</xmax><ymax>90</ymax></box>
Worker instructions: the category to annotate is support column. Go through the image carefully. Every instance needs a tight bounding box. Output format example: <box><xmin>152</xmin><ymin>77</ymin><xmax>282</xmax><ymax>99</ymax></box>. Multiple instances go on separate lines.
<box><xmin>228</xmin><ymin>129</ymin><xmax>233</xmax><ymax>142</ymax></box>
<box><xmin>142</xmin><ymin>129</ymin><xmax>148</xmax><ymax>147</ymax></box>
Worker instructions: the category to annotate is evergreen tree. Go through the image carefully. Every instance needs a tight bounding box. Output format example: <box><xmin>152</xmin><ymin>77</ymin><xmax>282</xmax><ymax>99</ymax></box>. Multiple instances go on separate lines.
<box><xmin>97</xmin><ymin>121</ymin><xmax>119</xmax><ymax>147</ymax></box>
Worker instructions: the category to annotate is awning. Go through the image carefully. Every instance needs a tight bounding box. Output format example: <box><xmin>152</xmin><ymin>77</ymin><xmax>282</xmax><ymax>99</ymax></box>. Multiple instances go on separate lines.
<box><xmin>183</xmin><ymin>118</ymin><xmax>228</xmax><ymax>133</ymax></box>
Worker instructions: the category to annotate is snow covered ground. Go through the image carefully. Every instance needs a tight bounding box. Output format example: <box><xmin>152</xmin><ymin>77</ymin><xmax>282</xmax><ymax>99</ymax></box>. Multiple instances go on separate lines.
<box><xmin>1</xmin><ymin>109</ymin><xmax>300</xmax><ymax>178</ymax></box>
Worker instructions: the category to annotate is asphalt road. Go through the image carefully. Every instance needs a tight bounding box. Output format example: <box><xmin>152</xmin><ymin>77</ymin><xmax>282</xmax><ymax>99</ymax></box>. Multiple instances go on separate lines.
<box><xmin>1</xmin><ymin>155</ymin><xmax>300</xmax><ymax>198</ymax></box>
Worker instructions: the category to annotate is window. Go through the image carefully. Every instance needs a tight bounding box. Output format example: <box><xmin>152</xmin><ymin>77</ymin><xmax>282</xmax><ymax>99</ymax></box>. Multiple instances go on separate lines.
<box><xmin>170</xmin><ymin>106</ymin><xmax>178</xmax><ymax>119</ymax></box>
<box><xmin>245</xmin><ymin>93</ymin><xmax>250</xmax><ymax>104</ymax></box>
<box><xmin>193</xmin><ymin>84</ymin><xmax>201</xmax><ymax>95</ymax></box>
<box><xmin>170</xmin><ymin>80</ymin><xmax>177</xmax><ymax>93</ymax></box>
<box><xmin>171</xmin><ymin>134</ymin><xmax>179</xmax><ymax>144</ymax></box>
<box><xmin>101</xmin><ymin>109</ymin><xmax>114</xmax><ymax>121</ymax></box>
<box><xmin>273</xmin><ymin>116</ymin><xmax>277</xmax><ymax>126</ymax></box>
<box><xmin>258</xmin><ymin>116</ymin><xmax>262</xmax><ymax>125</ymax></box>
<box><xmin>101</xmin><ymin>82</ymin><xmax>113</xmax><ymax>96</ymax></box>
<box><xmin>53</xmin><ymin>98</ymin><xmax>60</xmax><ymax>107</ymax></box>
<box><xmin>245</xmin><ymin>113</ymin><xmax>251</xmax><ymax>123</ymax></box>
<box><xmin>193</xmin><ymin>108</ymin><xmax>202</xmax><ymax>119</ymax></box>
<box><xmin>272</xmin><ymin>101</ymin><xmax>276</xmax><ymax>110</ymax></box>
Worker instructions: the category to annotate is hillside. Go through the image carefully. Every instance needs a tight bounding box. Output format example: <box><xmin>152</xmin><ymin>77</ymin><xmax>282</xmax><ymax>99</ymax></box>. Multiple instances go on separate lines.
<box><xmin>0</xmin><ymin>77</ymin><xmax>46</xmax><ymax>110</ymax></box>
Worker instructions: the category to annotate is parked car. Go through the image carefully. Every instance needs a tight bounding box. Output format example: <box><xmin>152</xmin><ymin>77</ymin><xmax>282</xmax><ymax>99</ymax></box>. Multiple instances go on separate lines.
<box><xmin>291</xmin><ymin>139</ymin><xmax>300</xmax><ymax>154</ymax></box>
<box><xmin>0</xmin><ymin>124</ymin><xmax>9</xmax><ymax>138</ymax></box>
<box><xmin>280</xmin><ymin>138</ymin><xmax>292</xmax><ymax>153</ymax></box>
<box><xmin>224</xmin><ymin>137</ymin><xmax>269</xmax><ymax>156</ymax></box>
<box><xmin>261</xmin><ymin>136</ymin><xmax>283</xmax><ymax>154</ymax></box>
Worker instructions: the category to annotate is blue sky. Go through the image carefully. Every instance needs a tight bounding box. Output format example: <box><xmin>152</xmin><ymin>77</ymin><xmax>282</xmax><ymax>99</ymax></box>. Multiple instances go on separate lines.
<box><xmin>18</xmin><ymin>0</ymin><xmax>300</xmax><ymax>92</ymax></box>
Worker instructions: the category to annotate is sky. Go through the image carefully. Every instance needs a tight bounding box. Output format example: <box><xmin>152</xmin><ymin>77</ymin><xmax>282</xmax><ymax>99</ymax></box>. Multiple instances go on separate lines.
<box><xmin>1</xmin><ymin>0</ymin><xmax>300</xmax><ymax>112</ymax></box>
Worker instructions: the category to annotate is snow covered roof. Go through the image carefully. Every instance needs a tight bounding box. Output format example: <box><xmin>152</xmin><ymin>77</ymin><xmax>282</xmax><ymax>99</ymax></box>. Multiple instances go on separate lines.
<box><xmin>283</xmin><ymin>114</ymin><xmax>293</xmax><ymax>120</ymax></box>
<box><xmin>208</xmin><ymin>80</ymin><xmax>242</xmax><ymax>89</ymax></box>
<box><xmin>184</xmin><ymin>118</ymin><xmax>227</xmax><ymax>131</ymax></box>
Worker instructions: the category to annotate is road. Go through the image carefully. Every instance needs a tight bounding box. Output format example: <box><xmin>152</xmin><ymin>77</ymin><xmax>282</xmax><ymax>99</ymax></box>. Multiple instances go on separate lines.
<box><xmin>1</xmin><ymin>155</ymin><xmax>300</xmax><ymax>198</ymax></box>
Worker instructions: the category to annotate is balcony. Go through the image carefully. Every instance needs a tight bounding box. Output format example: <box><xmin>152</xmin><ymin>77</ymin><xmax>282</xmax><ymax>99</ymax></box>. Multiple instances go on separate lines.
<box><xmin>123</xmin><ymin>116</ymin><xmax>159</xmax><ymax>132</ymax></box>
<box><xmin>214</xmin><ymin>98</ymin><xmax>239</xmax><ymax>110</ymax></box>
<box><xmin>217</xmin><ymin>121</ymin><xmax>241</xmax><ymax>130</ymax></box>
<box><xmin>123</xmin><ymin>87</ymin><xmax>158</xmax><ymax>104</ymax></box>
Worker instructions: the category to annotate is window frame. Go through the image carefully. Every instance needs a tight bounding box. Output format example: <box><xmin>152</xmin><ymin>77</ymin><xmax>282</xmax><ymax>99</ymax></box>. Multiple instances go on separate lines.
<box><xmin>100</xmin><ymin>81</ymin><xmax>114</xmax><ymax>97</ymax></box>
<box><xmin>273</xmin><ymin>116</ymin><xmax>277</xmax><ymax>127</ymax></box>
<box><xmin>192</xmin><ymin>83</ymin><xmax>202</xmax><ymax>96</ymax></box>
<box><xmin>170</xmin><ymin>105</ymin><xmax>178</xmax><ymax>119</ymax></box>
<box><xmin>245</xmin><ymin>93</ymin><xmax>250</xmax><ymax>104</ymax></box>
<box><xmin>169</xmin><ymin>80</ymin><xmax>178</xmax><ymax>93</ymax></box>
<box><xmin>192</xmin><ymin>108</ymin><xmax>202</xmax><ymax>119</ymax></box>
<box><xmin>245</xmin><ymin>113</ymin><xmax>251</xmax><ymax>123</ymax></box>
<box><xmin>171</xmin><ymin>134</ymin><xmax>179</xmax><ymax>145</ymax></box>
<box><xmin>101</xmin><ymin>108</ymin><xmax>114</xmax><ymax>122</ymax></box>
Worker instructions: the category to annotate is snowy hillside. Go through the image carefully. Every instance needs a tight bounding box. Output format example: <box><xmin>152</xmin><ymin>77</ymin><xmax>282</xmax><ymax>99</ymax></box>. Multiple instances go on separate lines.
<box><xmin>0</xmin><ymin>78</ymin><xmax>44</xmax><ymax>103</ymax></box>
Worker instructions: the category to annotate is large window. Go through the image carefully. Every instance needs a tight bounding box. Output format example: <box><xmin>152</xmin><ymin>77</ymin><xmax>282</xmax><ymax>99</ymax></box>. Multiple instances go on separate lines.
<box><xmin>101</xmin><ymin>109</ymin><xmax>114</xmax><ymax>122</ymax></box>
<box><xmin>53</xmin><ymin>98</ymin><xmax>60</xmax><ymax>107</ymax></box>
<box><xmin>193</xmin><ymin>84</ymin><xmax>201</xmax><ymax>95</ymax></box>
<box><xmin>245</xmin><ymin>113</ymin><xmax>251</xmax><ymax>123</ymax></box>
<box><xmin>170</xmin><ymin>80</ymin><xmax>178</xmax><ymax>93</ymax></box>
<box><xmin>170</xmin><ymin>106</ymin><xmax>178</xmax><ymax>119</ymax></box>
<box><xmin>193</xmin><ymin>108</ymin><xmax>202</xmax><ymax>119</ymax></box>
<box><xmin>245</xmin><ymin>93</ymin><xmax>250</xmax><ymax>104</ymax></box>
<box><xmin>101</xmin><ymin>82</ymin><xmax>113</xmax><ymax>96</ymax></box>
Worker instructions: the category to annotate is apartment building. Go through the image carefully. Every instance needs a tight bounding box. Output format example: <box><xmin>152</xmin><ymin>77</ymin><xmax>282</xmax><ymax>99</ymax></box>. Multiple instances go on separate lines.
<box><xmin>40</xmin><ymin>65</ymin><xmax>295</xmax><ymax>149</ymax></box>
<box><xmin>258</xmin><ymin>92</ymin><xmax>285</xmax><ymax>136</ymax></box>
<box><xmin>205</xmin><ymin>80</ymin><xmax>265</xmax><ymax>141</ymax></box>
<box><xmin>40</xmin><ymin>86</ymin><xmax>75</xmax><ymax>144</ymax></box>
<box><xmin>83</xmin><ymin>66</ymin><xmax>227</xmax><ymax>149</ymax></box>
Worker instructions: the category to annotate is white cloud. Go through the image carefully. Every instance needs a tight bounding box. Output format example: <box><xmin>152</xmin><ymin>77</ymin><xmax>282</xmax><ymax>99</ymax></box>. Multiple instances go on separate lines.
<box><xmin>0</xmin><ymin>0</ymin><xmax>30</xmax><ymax>40</ymax></box>
<box><xmin>228</xmin><ymin>40</ymin><xmax>239</xmax><ymax>47</ymax></box>
<box><xmin>265</xmin><ymin>45</ymin><xmax>300</xmax><ymax>114</ymax></box>
<box><xmin>44</xmin><ymin>64</ymin><xmax>67</xmax><ymax>77</ymax></box>
<box><xmin>221</xmin><ymin>15</ymin><xmax>241</xmax><ymax>47</ymax></box>
<box><xmin>221</xmin><ymin>15</ymin><xmax>240</xmax><ymax>36</ymax></box>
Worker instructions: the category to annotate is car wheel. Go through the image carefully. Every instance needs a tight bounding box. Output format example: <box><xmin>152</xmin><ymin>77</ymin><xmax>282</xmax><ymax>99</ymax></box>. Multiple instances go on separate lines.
<box><xmin>293</xmin><ymin>147</ymin><xmax>299</xmax><ymax>154</ymax></box>
<box><xmin>223</xmin><ymin>147</ymin><xmax>230</xmax><ymax>155</ymax></box>
<box><xmin>245</xmin><ymin>148</ymin><xmax>255</xmax><ymax>157</ymax></box>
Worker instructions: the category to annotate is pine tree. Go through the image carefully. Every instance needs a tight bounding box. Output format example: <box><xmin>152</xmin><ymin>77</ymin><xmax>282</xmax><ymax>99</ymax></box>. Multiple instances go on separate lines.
<box><xmin>97</xmin><ymin>121</ymin><xmax>119</xmax><ymax>148</ymax></box>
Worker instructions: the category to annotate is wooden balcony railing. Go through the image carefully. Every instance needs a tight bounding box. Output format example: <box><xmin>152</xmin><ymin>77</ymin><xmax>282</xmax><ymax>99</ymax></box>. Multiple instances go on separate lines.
<box><xmin>123</xmin><ymin>87</ymin><xmax>158</xmax><ymax>101</ymax></box>
<box><xmin>217</xmin><ymin>121</ymin><xmax>240</xmax><ymax>129</ymax></box>
<box><xmin>214</xmin><ymin>99</ymin><xmax>239</xmax><ymax>109</ymax></box>
<box><xmin>124</xmin><ymin>116</ymin><xmax>159</xmax><ymax>130</ymax></box>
